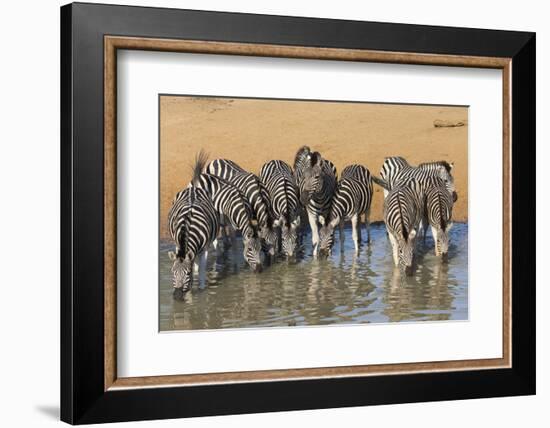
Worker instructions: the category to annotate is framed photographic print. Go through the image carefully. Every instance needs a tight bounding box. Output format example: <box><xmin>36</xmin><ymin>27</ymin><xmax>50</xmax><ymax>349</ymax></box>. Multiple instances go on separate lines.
<box><xmin>60</xmin><ymin>2</ymin><xmax>536</xmax><ymax>424</ymax></box>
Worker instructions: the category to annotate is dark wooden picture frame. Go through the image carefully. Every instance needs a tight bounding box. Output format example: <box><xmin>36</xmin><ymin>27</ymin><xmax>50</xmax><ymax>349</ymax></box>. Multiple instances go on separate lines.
<box><xmin>61</xmin><ymin>2</ymin><xmax>535</xmax><ymax>424</ymax></box>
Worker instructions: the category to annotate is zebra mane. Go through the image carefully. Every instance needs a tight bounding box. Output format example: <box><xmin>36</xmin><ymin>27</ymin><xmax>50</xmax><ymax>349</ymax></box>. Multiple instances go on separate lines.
<box><xmin>294</xmin><ymin>146</ymin><xmax>311</xmax><ymax>168</ymax></box>
<box><xmin>418</xmin><ymin>160</ymin><xmax>453</xmax><ymax>173</ymax></box>
<box><xmin>191</xmin><ymin>149</ymin><xmax>209</xmax><ymax>186</ymax></box>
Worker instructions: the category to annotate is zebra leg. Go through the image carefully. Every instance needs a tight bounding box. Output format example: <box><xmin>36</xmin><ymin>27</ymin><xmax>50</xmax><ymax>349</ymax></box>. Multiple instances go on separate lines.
<box><xmin>388</xmin><ymin>232</ymin><xmax>399</xmax><ymax>266</ymax></box>
<box><xmin>351</xmin><ymin>215</ymin><xmax>360</xmax><ymax>254</ymax></box>
<box><xmin>357</xmin><ymin>214</ymin><xmax>362</xmax><ymax>245</ymax></box>
<box><xmin>198</xmin><ymin>250</ymin><xmax>208</xmax><ymax>287</ymax></box>
<box><xmin>422</xmin><ymin>216</ymin><xmax>429</xmax><ymax>244</ymax></box>
<box><xmin>339</xmin><ymin>220</ymin><xmax>345</xmax><ymax>252</ymax></box>
<box><xmin>431</xmin><ymin>225</ymin><xmax>440</xmax><ymax>256</ymax></box>
<box><xmin>308</xmin><ymin>210</ymin><xmax>320</xmax><ymax>257</ymax></box>
<box><xmin>364</xmin><ymin>209</ymin><xmax>371</xmax><ymax>244</ymax></box>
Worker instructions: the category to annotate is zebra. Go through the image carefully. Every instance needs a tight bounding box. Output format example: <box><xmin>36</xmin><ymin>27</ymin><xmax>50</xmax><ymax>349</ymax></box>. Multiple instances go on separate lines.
<box><xmin>381</xmin><ymin>178</ymin><xmax>425</xmax><ymax>276</ymax></box>
<box><xmin>293</xmin><ymin>146</ymin><xmax>337</xmax><ymax>256</ymax></box>
<box><xmin>318</xmin><ymin>164</ymin><xmax>373</xmax><ymax>256</ymax></box>
<box><xmin>167</xmin><ymin>185</ymin><xmax>219</xmax><ymax>298</ymax></box>
<box><xmin>206</xmin><ymin>159</ymin><xmax>278</xmax><ymax>256</ymax></box>
<box><xmin>377</xmin><ymin>156</ymin><xmax>458</xmax><ymax>202</ymax></box>
<box><xmin>192</xmin><ymin>152</ymin><xmax>263</xmax><ymax>272</ymax></box>
<box><xmin>259</xmin><ymin>160</ymin><xmax>300</xmax><ymax>258</ymax></box>
<box><xmin>421</xmin><ymin>176</ymin><xmax>454</xmax><ymax>260</ymax></box>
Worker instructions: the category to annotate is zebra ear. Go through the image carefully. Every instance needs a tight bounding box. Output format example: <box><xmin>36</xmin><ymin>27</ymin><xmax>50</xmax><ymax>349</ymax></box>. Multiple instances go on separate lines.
<box><xmin>449</xmin><ymin>162</ymin><xmax>454</xmax><ymax>172</ymax></box>
<box><xmin>168</xmin><ymin>251</ymin><xmax>177</xmax><ymax>261</ymax></box>
<box><xmin>291</xmin><ymin>216</ymin><xmax>301</xmax><ymax>229</ymax></box>
<box><xmin>446</xmin><ymin>222</ymin><xmax>454</xmax><ymax>232</ymax></box>
<box><xmin>409</xmin><ymin>229</ymin><xmax>417</xmax><ymax>240</ymax></box>
<box><xmin>310</xmin><ymin>151</ymin><xmax>321</xmax><ymax>167</ymax></box>
<box><xmin>319</xmin><ymin>215</ymin><xmax>326</xmax><ymax>226</ymax></box>
<box><xmin>273</xmin><ymin>218</ymin><xmax>281</xmax><ymax>227</ymax></box>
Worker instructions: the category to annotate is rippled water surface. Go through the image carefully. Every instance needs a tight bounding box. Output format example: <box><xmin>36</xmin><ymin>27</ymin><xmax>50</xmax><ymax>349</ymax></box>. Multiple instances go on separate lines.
<box><xmin>160</xmin><ymin>223</ymin><xmax>468</xmax><ymax>331</ymax></box>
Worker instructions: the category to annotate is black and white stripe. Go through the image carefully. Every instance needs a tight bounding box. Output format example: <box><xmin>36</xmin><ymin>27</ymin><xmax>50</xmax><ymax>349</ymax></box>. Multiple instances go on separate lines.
<box><xmin>167</xmin><ymin>186</ymin><xmax>219</xmax><ymax>294</ymax></box>
<box><xmin>192</xmin><ymin>153</ymin><xmax>263</xmax><ymax>272</ymax></box>
<box><xmin>421</xmin><ymin>176</ymin><xmax>454</xmax><ymax>259</ymax></box>
<box><xmin>293</xmin><ymin>146</ymin><xmax>337</xmax><ymax>256</ymax></box>
<box><xmin>318</xmin><ymin>164</ymin><xmax>373</xmax><ymax>256</ymax></box>
<box><xmin>382</xmin><ymin>178</ymin><xmax>424</xmax><ymax>276</ymax></box>
<box><xmin>260</xmin><ymin>160</ymin><xmax>300</xmax><ymax>258</ymax></box>
<box><xmin>206</xmin><ymin>159</ymin><xmax>278</xmax><ymax>255</ymax></box>
<box><xmin>378</xmin><ymin>156</ymin><xmax>457</xmax><ymax>202</ymax></box>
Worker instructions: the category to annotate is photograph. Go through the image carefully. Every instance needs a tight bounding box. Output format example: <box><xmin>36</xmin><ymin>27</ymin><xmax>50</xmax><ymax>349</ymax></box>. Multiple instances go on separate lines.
<box><xmin>159</xmin><ymin>95</ymin><xmax>468</xmax><ymax>331</ymax></box>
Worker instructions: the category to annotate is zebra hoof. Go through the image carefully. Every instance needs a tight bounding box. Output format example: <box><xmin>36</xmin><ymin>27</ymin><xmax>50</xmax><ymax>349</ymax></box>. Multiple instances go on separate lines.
<box><xmin>173</xmin><ymin>287</ymin><xmax>187</xmax><ymax>301</ymax></box>
<box><xmin>441</xmin><ymin>252</ymin><xmax>449</xmax><ymax>263</ymax></box>
<box><xmin>405</xmin><ymin>265</ymin><xmax>414</xmax><ymax>276</ymax></box>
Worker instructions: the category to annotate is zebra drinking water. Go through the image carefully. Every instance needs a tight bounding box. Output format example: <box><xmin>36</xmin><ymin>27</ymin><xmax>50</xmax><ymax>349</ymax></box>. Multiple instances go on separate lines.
<box><xmin>206</xmin><ymin>159</ymin><xmax>278</xmax><ymax>256</ymax></box>
<box><xmin>293</xmin><ymin>146</ymin><xmax>337</xmax><ymax>257</ymax></box>
<box><xmin>192</xmin><ymin>152</ymin><xmax>263</xmax><ymax>272</ymax></box>
<box><xmin>421</xmin><ymin>176</ymin><xmax>454</xmax><ymax>260</ymax></box>
<box><xmin>318</xmin><ymin>164</ymin><xmax>373</xmax><ymax>256</ymax></box>
<box><xmin>259</xmin><ymin>160</ymin><xmax>300</xmax><ymax>258</ymax></box>
<box><xmin>381</xmin><ymin>178</ymin><xmax>424</xmax><ymax>276</ymax></box>
<box><xmin>167</xmin><ymin>186</ymin><xmax>219</xmax><ymax>298</ymax></box>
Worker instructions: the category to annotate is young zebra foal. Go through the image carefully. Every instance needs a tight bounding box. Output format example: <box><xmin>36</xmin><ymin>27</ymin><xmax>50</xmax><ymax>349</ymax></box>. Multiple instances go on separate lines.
<box><xmin>318</xmin><ymin>164</ymin><xmax>373</xmax><ymax>256</ymax></box>
<box><xmin>260</xmin><ymin>160</ymin><xmax>300</xmax><ymax>258</ymax></box>
<box><xmin>192</xmin><ymin>153</ymin><xmax>263</xmax><ymax>272</ymax></box>
<box><xmin>167</xmin><ymin>186</ymin><xmax>219</xmax><ymax>299</ymax></box>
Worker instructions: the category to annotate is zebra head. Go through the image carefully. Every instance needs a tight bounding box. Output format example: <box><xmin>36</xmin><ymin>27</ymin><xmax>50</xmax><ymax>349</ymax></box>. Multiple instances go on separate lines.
<box><xmin>318</xmin><ymin>215</ymin><xmax>338</xmax><ymax>257</ymax></box>
<box><xmin>434</xmin><ymin>222</ymin><xmax>453</xmax><ymax>260</ymax></box>
<box><xmin>275</xmin><ymin>216</ymin><xmax>300</xmax><ymax>258</ymax></box>
<box><xmin>299</xmin><ymin>152</ymin><xmax>324</xmax><ymax>205</ymax></box>
<box><xmin>435</xmin><ymin>163</ymin><xmax>458</xmax><ymax>202</ymax></box>
<box><xmin>396</xmin><ymin>228</ymin><xmax>417</xmax><ymax>276</ymax></box>
<box><xmin>243</xmin><ymin>232</ymin><xmax>263</xmax><ymax>273</ymax></box>
<box><xmin>168</xmin><ymin>251</ymin><xmax>193</xmax><ymax>296</ymax></box>
<box><xmin>258</xmin><ymin>224</ymin><xmax>279</xmax><ymax>256</ymax></box>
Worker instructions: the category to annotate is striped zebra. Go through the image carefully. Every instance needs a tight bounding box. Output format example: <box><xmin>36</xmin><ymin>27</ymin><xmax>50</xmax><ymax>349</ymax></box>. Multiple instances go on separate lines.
<box><xmin>192</xmin><ymin>153</ymin><xmax>263</xmax><ymax>272</ymax></box>
<box><xmin>422</xmin><ymin>176</ymin><xmax>454</xmax><ymax>260</ymax></box>
<box><xmin>377</xmin><ymin>156</ymin><xmax>458</xmax><ymax>202</ymax></box>
<box><xmin>318</xmin><ymin>164</ymin><xmax>373</xmax><ymax>256</ymax></box>
<box><xmin>293</xmin><ymin>146</ymin><xmax>337</xmax><ymax>256</ymax></box>
<box><xmin>260</xmin><ymin>160</ymin><xmax>300</xmax><ymax>258</ymax></box>
<box><xmin>167</xmin><ymin>185</ymin><xmax>219</xmax><ymax>297</ymax></box>
<box><xmin>206</xmin><ymin>159</ymin><xmax>278</xmax><ymax>256</ymax></box>
<box><xmin>382</xmin><ymin>178</ymin><xmax>425</xmax><ymax>276</ymax></box>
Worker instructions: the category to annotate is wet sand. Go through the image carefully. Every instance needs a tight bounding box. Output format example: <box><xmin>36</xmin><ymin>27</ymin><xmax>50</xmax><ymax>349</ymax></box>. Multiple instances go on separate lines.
<box><xmin>160</xmin><ymin>96</ymin><xmax>468</xmax><ymax>239</ymax></box>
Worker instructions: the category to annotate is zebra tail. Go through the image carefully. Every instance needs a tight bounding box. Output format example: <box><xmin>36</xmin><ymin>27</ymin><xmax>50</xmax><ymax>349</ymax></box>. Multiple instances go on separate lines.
<box><xmin>372</xmin><ymin>175</ymin><xmax>390</xmax><ymax>191</ymax></box>
<box><xmin>191</xmin><ymin>149</ymin><xmax>209</xmax><ymax>185</ymax></box>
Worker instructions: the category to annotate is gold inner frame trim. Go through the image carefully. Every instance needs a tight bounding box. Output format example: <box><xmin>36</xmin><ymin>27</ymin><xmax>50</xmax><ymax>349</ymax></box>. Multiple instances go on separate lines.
<box><xmin>104</xmin><ymin>35</ymin><xmax>512</xmax><ymax>391</ymax></box>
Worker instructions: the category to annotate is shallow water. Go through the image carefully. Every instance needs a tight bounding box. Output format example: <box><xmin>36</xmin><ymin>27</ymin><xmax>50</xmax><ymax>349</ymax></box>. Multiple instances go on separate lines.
<box><xmin>159</xmin><ymin>223</ymin><xmax>468</xmax><ymax>331</ymax></box>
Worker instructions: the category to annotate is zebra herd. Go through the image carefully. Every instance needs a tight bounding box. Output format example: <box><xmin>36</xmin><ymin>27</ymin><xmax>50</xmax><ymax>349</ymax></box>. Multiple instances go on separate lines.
<box><xmin>168</xmin><ymin>146</ymin><xmax>458</xmax><ymax>297</ymax></box>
